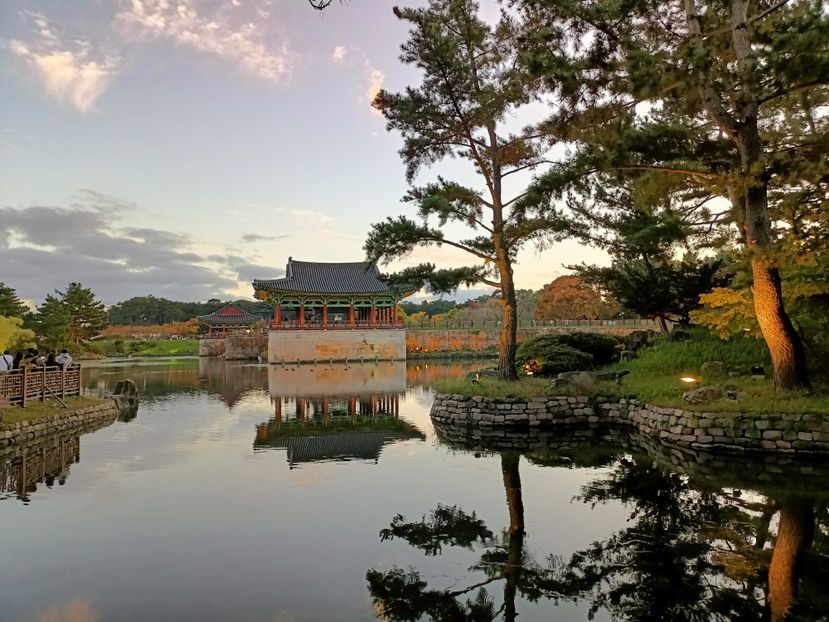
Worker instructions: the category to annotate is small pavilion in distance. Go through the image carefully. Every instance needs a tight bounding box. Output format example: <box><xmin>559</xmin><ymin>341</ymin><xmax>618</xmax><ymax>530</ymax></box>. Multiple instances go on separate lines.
<box><xmin>253</xmin><ymin>258</ymin><xmax>410</xmax><ymax>364</ymax></box>
<box><xmin>196</xmin><ymin>304</ymin><xmax>264</xmax><ymax>336</ymax></box>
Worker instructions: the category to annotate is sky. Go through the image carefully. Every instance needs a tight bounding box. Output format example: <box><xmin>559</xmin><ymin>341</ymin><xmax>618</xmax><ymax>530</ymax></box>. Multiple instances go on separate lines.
<box><xmin>1</xmin><ymin>0</ymin><xmax>607</xmax><ymax>307</ymax></box>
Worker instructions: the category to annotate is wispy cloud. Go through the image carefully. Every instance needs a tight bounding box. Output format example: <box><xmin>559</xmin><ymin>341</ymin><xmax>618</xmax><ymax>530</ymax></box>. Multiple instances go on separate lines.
<box><xmin>8</xmin><ymin>13</ymin><xmax>118</xmax><ymax>113</ymax></box>
<box><xmin>117</xmin><ymin>0</ymin><xmax>291</xmax><ymax>82</ymax></box>
<box><xmin>331</xmin><ymin>45</ymin><xmax>348</xmax><ymax>64</ymax></box>
<box><xmin>366</xmin><ymin>66</ymin><xmax>385</xmax><ymax>113</ymax></box>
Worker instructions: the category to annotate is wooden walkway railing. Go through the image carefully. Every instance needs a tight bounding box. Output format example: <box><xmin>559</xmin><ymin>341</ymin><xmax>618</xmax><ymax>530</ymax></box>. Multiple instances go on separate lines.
<box><xmin>0</xmin><ymin>366</ymin><xmax>81</xmax><ymax>407</ymax></box>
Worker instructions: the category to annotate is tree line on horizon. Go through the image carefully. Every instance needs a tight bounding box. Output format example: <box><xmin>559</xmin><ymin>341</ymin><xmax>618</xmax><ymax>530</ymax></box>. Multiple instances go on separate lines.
<box><xmin>360</xmin><ymin>0</ymin><xmax>828</xmax><ymax>387</ymax></box>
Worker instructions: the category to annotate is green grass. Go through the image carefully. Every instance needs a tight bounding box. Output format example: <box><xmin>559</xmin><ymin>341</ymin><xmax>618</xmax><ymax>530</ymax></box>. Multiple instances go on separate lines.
<box><xmin>87</xmin><ymin>338</ymin><xmax>199</xmax><ymax>357</ymax></box>
<box><xmin>436</xmin><ymin>330</ymin><xmax>829</xmax><ymax>414</ymax></box>
<box><xmin>599</xmin><ymin>331</ymin><xmax>829</xmax><ymax>413</ymax></box>
<box><xmin>0</xmin><ymin>396</ymin><xmax>108</xmax><ymax>426</ymax></box>
<box><xmin>436</xmin><ymin>376</ymin><xmax>552</xmax><ymax>400</ymax></box>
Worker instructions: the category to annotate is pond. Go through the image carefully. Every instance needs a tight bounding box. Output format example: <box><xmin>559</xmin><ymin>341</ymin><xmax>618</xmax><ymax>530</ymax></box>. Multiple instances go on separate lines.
<box><xmin>0</xmin><ymin>359</ymin><xmax>826</xmax><ymax>621</ymax></box>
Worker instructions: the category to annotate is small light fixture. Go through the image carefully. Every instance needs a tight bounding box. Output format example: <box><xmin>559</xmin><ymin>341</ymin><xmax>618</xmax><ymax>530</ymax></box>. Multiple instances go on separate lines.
<box><xmin>680</xmin><ymin>376</ymin><xmax>699</xmax><ymax>384</ymax></box>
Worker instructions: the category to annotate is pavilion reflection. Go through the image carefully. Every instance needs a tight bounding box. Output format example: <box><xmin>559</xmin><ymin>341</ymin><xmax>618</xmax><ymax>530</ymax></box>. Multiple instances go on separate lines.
<box><xmin>259</xmin><ymin>361</ymin><xmax>424</xmax><ymax>468</ymax></box>
<box><xmin>198</xmin><ymin>358</ymin><xmax>268</xmax><ymax>408</ymax></box>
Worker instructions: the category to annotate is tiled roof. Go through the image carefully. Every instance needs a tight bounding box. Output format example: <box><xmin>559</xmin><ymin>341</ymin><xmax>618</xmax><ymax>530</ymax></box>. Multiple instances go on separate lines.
<box><xmin>253</xmin><ymin>258</ymin><xmax>391</xmax><ymax>295</ymax></box>
<box><xmin>196</xmin><ymin>305</ymin><xmax>264</xmax><ymax>324</ymax></box>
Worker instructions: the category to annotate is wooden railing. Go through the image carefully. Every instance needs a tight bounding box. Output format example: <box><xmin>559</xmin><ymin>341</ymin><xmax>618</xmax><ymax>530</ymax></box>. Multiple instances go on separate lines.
<box><xmin>403</xmin><ymin>318</ymin><xmax>657</xmax><ymax>330</ymax></box>
<box><xmin>269</xmin><ymin>320</ymin><xmax>405</xmax><ymax>330</ymax></box>
<box><xmin>0</xmin><ymin>366</ymin><xmax>81</xmax><ymax>407</ymax></box>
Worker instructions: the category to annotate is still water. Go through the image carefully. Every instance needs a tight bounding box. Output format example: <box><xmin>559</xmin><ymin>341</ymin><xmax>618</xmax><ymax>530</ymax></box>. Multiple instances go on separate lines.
<box><xmin>0</xmin><ymin>359</ymin><xmax>827</xmax><ymax>621</ymax></box>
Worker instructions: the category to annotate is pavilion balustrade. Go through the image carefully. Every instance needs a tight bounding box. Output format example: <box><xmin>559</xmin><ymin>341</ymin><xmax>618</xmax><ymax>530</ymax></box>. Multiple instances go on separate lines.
<box><xmin>0</xmin><ymin>365</ymin><xmax>81</xmax><ymax>407</ymax></box>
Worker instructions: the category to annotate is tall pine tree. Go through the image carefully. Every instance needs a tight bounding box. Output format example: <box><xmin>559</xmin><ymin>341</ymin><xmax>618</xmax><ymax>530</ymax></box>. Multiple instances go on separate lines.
<box><xmin>365</xmin><ymin>0</ymin><xmax>565</xmax><ymax>379</ymax></box>
<box><xmin>520</xmin><ymin>0</ymin><xmax>829</xmax><ymax>389</ymax></box>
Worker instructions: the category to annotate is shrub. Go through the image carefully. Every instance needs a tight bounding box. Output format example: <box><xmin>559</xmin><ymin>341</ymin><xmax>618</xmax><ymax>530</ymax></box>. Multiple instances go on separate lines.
<box><xmin>516</xmin><ymin>336</ymin><xmax>593</xmax><ymax>377</ymax></box>
<box><xmin>556</xmin><ymin>332</ymin><xmax>621</xmax><ymax>366</ymax></box>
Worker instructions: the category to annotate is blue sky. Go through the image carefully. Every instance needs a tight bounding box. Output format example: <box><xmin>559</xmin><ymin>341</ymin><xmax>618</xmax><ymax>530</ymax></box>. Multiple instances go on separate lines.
<box><xmin>1</xmin><ymin>0</ymin><xmax>605</xmax><ymax>305</ymax></box>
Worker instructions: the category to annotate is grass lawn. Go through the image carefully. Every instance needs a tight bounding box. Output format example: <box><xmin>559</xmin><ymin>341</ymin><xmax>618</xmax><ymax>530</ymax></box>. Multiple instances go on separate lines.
<box><xmin>87</xmin><ymin>338</ymin><xmax>199</xmax><ymax>357</ymax></box>
<box><xmin>0</xmin><ymin>396</ymin><xmax>108</xmax><ymax>426</ymax></box>
<box><xmin>436</xmin><ymin>331</ymin><xmax>829</xmax><ymax>414</ymax></box>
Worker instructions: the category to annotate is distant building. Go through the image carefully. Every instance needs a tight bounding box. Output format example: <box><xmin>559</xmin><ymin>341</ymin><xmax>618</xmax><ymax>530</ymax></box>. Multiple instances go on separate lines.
<box><xmin>196</xmin><ymin>304</ymin><xmax>264</xmax><ymax>336</ymax></box>
<box><xmin>253</xmin><ymin>258</ymin><xmax>410</xmax><ymax>363</ymax></box>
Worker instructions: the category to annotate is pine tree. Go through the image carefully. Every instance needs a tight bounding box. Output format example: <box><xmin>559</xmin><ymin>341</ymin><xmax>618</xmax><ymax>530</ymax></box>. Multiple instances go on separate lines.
<box><xmin>34</xmin><ymin>283</ymin><xmax>107</xmax><ymax>348</ymax></box>
<box><xmin>519</xmin><ymin>0</ymin><xmax>829</xmax><ymax>389</ymax></box>
<box><xmin>364</xmin><ymin>0</ymin><xmax>565</xmax><ymax>380</ymax></box>
<box><xmin>0</xmin><ymin>282</ymin><xmax>29</xmax><ymax>318</ymax></box>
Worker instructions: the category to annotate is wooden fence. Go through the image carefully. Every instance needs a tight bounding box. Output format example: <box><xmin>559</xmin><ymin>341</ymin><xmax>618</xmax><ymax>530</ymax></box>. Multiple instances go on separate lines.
<box><xmin>0</xmin><ymin>366</ymin><xmax>81</xmax><ymax>407</ymax></box>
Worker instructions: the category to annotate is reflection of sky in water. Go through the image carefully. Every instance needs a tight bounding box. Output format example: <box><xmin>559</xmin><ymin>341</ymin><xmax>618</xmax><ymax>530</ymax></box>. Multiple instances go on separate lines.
<box><xmin>0</xmin><ymin>359</ymin><xmax>825</xmax><ymax>621</ymax></box>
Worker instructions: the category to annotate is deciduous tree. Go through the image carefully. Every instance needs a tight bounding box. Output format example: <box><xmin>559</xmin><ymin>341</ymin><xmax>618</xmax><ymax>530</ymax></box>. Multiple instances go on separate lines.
<box><xmin>535</xmin><ymin>275</ymin><xmax>619</xmax><ymax>321</ymax></box>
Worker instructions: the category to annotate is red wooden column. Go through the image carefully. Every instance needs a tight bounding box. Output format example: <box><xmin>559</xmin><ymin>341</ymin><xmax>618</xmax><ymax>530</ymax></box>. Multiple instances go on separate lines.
<box><xmin>348</xmin><ymin>304</ymin><xmax>355</xmax><ymax>324</ymax></box>
<box><xmin>298</xmin><ymin>303</ymin><xmax>305</xmax><ymax>326</ymax></box>
<box><xmin>371</xmin><ymin>303</ymin><xmax>377</xmax><ymax>325</ymax></box>
<box><xmin>274</xmin><ymin>304</ymin><xmax>282</xmax><ymax>326</ymax></box>
<box><xmin>297</xmin><ymin>398</ymin><xmax>306</xmax><ymax>420</ymax></box>
<box><xmin>322</xmin><ymin>302</ymin><xmax>328</xmax><ymax>325</ymax></box>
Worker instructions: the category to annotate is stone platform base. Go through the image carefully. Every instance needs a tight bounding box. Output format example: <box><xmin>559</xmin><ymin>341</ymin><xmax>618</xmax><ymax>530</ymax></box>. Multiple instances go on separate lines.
<box><xmin>0</xmin><ymin>399</ymin><xmax>122</xmax><ymax>448</ymax></box>
<box><xmin>267</xmin><ymin>328</ymin><xmax>405</xmax><ymax>364</ymax></box>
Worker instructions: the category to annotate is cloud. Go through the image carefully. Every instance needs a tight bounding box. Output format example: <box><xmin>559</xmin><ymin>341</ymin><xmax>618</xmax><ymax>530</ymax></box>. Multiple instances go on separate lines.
<box><xmin>118</xmin><ymin>0</ymin><xmax>291</xmax><ymax>82</ymax></box>
<box><xmin>365</xmin><ymin>66</ymin><xmax>384</xmax><ymax>114</ymax></box>
<box><xmin>8</xmin><ymin>14</ymin><xmax>118</xmax><ymax>113</ymax></box>
<box><xmin>331</xmin><ymin>45</ymin><xmax>348</xmax><ymax>63</ymax></box>
<box><xmin>0</xmin><ymin>192</ymin><xmax>278</xmax><ymax>304</ymax></box>
<box><xmin>241</xmin><ymin>233</ymin><xmax>289</xmax><ymax>243</ymax></box>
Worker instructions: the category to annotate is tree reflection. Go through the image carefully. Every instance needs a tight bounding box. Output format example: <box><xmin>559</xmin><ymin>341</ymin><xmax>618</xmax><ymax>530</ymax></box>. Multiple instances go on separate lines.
<box><xmin>368</xmin><ymin>452</ymin><xmax>534</xmax><ymax>621</ymax></box>
<box><xmin>368</xmin><ymin>447</ymin><xmax>829</xmax><ymax>621</ymax></box>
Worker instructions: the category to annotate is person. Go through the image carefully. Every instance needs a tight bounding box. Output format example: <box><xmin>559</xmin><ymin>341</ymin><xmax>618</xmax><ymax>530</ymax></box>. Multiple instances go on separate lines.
<box><xmin>32</xmin><ymin>350</ymin><xmax>46</xmax><ymax>367</ymax></box>
<box><xmin>0</xmin><ymin>350</ymin><xmax>11</xmax><ymax>374</ymax></box>
<box><xmin>12</xmin><ymin>351</ymin><xmax>23</xmax><ymax>369</ymax></box>
<box><xmin>46</xmin><ymin>350</ymin><xmax>57</xmax><ymax>367</ymax></box>
<box><xmin>55</xmin><ymin>349</ymin><xmax>73</xmax><ymax>368</ymax></box>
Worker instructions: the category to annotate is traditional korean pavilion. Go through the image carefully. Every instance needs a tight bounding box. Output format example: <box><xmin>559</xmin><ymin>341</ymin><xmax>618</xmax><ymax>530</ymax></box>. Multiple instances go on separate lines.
<box><xmin>252</xmin><ymin>258</ymin><xmax>409</xmax><ymax>363</ymax></box>
<box><xmin>196</xmin><ymin>304</ymin><xmax>264</xmax><ymax>336</ymax></box>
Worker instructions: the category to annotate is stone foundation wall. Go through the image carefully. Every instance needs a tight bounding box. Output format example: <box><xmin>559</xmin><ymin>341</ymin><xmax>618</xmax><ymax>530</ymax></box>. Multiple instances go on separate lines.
<box><xmin>199</xmin><ymin>335</ymin><xmax>267</xmax><ymax>360</ymax></box>
<box><xmin>431</xmin><ymin>393</ymin><xmax>829</xmax><ymax>456</ymax></box>
<box><xmin>268</xmin><ymin>329</ymin><xmax>405</xmax><ymax>364</ymax></box>
<box><xmin>0</xmin><ymin>399</ymin><xmax>121</xmax><ymax>448</ymax></box>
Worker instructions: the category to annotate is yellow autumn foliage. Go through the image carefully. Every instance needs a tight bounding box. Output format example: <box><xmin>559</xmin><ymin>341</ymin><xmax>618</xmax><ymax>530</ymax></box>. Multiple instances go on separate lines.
<box><xmin>0</xmin><ymin>315</ymin><xmax>36</xmax><ymax>352</ymax></box>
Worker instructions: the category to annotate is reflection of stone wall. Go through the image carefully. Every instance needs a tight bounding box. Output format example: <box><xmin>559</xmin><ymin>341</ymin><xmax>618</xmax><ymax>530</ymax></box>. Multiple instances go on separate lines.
<box><xmin>407</xmin><ymin>326</ymin><xmax>639</xmax><ymax>353</ymax></box>
<box><xmin>268</xmin><ymin>329</ymin><xmax>405</xmax><ymax>364</ymax></box>
<box><xmin>269</xmin><ymin>361</ymin><xmax>406</xmax><ymax>397</ymax></box>
<box><xmin>431</xmin><ymin>393</ymin><xmax>829</xmax><ymax>456</ymax></box>
<box><xmin>199</xmin><ymin>335</ymin><xmax>267</xmax><ymax>360</ymax></box>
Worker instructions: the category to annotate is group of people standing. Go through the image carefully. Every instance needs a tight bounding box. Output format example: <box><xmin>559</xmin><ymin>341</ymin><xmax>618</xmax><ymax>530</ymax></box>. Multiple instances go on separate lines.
<box><xmin>0</xmin><ymin>348</ymin><xmax>73</xmax><ymax>373</ymax></box>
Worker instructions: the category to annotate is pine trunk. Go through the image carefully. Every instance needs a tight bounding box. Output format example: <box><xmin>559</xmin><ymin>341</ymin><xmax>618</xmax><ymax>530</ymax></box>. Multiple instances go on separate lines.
<box><xmin>501</xmin><ymin>452</ymin><xmax>524</xmax><ymax>622</ymax></box>
<box><xmin>751</xmin><ymin>259</ymin><xmax>809</xmax><ymax>390</ymax></box>
<box><xmin>497</xmin><ymin>262</ymin><xmax>519</xmax><ymax>381</ymax></box>
<box><xmin>767</xmin><ymin>498</ymin><xmax>814</xmax><ymax>622</ymax></box>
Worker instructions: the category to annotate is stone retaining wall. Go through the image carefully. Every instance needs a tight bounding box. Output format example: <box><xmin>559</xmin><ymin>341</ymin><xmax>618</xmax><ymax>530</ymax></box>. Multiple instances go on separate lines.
<box><xmin>0</xmin><ymin>399</ymin><xmax>121</xmax><ymax>448</ymax></box>
<box><xmin>430</xmin><ymin>393</ymin><xmax>829</xmax><ymax>456</ymax></box>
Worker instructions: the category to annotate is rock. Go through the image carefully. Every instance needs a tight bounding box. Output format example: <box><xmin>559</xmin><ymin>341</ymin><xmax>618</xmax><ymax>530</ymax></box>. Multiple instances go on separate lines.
<box><xmin>551</xmin><ymin>371</ymin><xmax>596</xmax><ymax>393</ymax></box>
<box><xmin>701</xmin><ymin>360</ymin><xmax>730</xmax><ymax>374</ymax></box>
<box><xmin>682</xmin><ymin>385</ymin><xmax>724</xmax><ymax>404</ymax></box>
<box><xmin>619</xmin><ymin>350</ymin><xmax>637</xmax><ymax>361</ymax></box>
<box><xmin>113</xmin><ymin>379</ymin><xmax>140</xmax><ymax>413</ymax></box>
<box><xmin>625</xmin><ymin>330</ymin><xmax>655</xmax><ymax>351</ymax></box>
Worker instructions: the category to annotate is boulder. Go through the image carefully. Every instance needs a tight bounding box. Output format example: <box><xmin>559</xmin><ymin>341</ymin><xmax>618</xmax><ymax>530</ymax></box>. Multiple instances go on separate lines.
<box><xmin>682</xmin><ymin>385</ymin><xmax>724</xmax><ymax>404</ymax></box>
<box><xmin>669</xmin><ymin>329</ymin><xmax>691</xmax><ymax>341</ymax></box>
<box><xmin>619</xmin><ymin>349</ymin><xmax>637</xmax><ymax>361</ymax></box>
<box><xmin>551</xmin><ymin>371</ymin><xmax>596</xmax><ymax>393</ymax></box>
<box><xmin>625</xmin><ymin>330</ymin><xmax>655</xmax><ymax>351</ymax></box>
<box><xmin>701</xmin><ymin>360</ymin><xmax>730</xmax><ymax>374</ymax></box>
<box><xmin>113</xmin><ymin>379</ymin><xmax>140</xmax><ymax>411</ymax></box>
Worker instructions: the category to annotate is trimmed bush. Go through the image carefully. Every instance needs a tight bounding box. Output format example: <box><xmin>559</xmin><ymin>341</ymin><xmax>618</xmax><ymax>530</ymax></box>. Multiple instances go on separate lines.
<box><xmin>516</xmin><ymin>337</ymin><xmax>593</xmax><ymax>377</ymax></box>
<box><xmin>556</xmin><ymin>332</ymin><xmax>621</xmax><ymax>366</ymax></box>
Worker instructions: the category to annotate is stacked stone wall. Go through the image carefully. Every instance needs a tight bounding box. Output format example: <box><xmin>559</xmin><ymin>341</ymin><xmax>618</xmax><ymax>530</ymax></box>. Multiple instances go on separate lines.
<box><xmin>0</xmin><ymin>399</ymin><xmax>121</xmax><ymax>448</ymax></box>
<box><xmin>431</xmin><ymin>393</ymin><xmax>829</xmax><ymax>456</ymax></box>
<box><xmin>268</xmin><ymin>329</ymin><xmax>405</xmax><ymax>364</ymax></box>
<box><xmin>407</xmin><ymin>326</ymin><xmax>639</xmax><ymax>353</ymax></box>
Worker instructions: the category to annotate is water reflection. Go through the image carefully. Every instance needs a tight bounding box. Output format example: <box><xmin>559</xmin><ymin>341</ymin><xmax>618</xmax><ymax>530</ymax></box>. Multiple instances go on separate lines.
<box><xmin>370</xmin><ymin>422</ymin><xmax>829</xmax><ymax>621</ymax></box>
<box><xmin>259</xmin><ymin>362</ymin><xmax>424</xmax><ymax>467</ymax></box>
<box><xmin>1</xmin><ymin>433</ymin><xmax>82</xmax><ymax>503</ymax></box>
